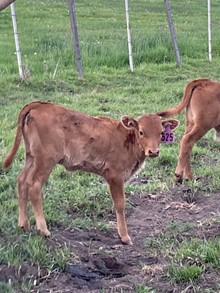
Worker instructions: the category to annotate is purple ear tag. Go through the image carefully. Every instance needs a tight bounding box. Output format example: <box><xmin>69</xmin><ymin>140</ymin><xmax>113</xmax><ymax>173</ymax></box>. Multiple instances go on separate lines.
<box><xmin>161</xmin><ymin>123</ymin><xmax>175</xmax><ymax>144</ymax></box>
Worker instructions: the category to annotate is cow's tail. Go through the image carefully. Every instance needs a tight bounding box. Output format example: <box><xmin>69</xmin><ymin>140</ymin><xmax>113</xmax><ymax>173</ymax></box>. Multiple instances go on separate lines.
<box><xmin>3</xmin><ymin>101</ymin><xmax>49</xmax><ymax>170</ymax></box>
<box><xmin>156</xmin><ymin>79</ymin><xmax>211</xmax><ymax>118</ymax></box>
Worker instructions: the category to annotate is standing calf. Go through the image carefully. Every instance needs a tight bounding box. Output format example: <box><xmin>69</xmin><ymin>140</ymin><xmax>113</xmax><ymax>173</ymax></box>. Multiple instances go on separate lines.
<box><xmin>3</xmin><ymin>101</ymin><xmax>178</xmax><ymax>245</ymax></box>
<box><xmin>157</xmin><ymin>78</ymin><xmax>220</xmax><ymax>183</ymax></box>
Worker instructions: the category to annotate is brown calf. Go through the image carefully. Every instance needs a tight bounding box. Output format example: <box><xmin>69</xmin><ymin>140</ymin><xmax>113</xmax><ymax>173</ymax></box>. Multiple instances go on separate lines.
<box><xmin>157</xmin><ymin>78</ymin><xmax>220</xmax><ymax>183</ymax></box>
<box><xmin>3</xmin><ymin>101</ymin><xmax>178</xmax><ymax>245</ymax></box>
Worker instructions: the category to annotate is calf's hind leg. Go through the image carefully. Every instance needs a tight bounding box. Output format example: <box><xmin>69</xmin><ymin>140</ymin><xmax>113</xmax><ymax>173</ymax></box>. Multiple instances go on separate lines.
<box><xmin>17</xmin><ymin>154</ymin><xmax>33</xmax><ymax>231</ymax></box>
<box><xmin>175</xmin><ymin>125</ymin><xmax>208</xmax><ymax>183</ymax></box>
<box><xmin>108</xmin><ymin>178</ymin><xmax>132</xmax><ymax>245</ymax></box>
<box><xmin>26</xmin><ymin>160</ymin><xmax>55</xmax><ymax>236</ymax></box>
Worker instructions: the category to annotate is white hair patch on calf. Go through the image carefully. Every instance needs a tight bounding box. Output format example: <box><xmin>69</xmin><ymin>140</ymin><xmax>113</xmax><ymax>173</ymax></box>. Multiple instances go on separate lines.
<box><xmin>214</xmin><ymin>130</ymin><xmax>220</xmax><ymax>142</ymax></box>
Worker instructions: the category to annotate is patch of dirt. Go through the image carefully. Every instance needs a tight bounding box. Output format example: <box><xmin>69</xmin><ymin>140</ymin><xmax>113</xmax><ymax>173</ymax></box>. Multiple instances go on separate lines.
<box><xmin>1</xmin><ymin>183</ymin><xmax>220</xmax><ymax>292</ymax></box>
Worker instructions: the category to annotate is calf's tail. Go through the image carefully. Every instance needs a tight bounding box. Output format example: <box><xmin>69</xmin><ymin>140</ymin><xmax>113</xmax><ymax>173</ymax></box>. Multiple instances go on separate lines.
<box><xmin>156</xmin><ymin>78</ymin><xmax>211</xmax><ymax>118</ymax></box>
<box><xmin>3</xmin><ymin>101</ymin><xmax>47</xmax><ymax>169</ymax></box>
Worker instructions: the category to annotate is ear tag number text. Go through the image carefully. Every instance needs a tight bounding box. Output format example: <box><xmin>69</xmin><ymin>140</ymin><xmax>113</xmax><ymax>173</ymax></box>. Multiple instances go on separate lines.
<box><xmin>161</xmin><ymin>124</ymin><xmax>174</xmax><ymax>144</ymax></box>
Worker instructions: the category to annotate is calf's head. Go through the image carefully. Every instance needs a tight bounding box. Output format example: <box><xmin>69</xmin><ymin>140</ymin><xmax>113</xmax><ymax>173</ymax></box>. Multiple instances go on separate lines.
<box><xmin>121</xmin><ymin>114</ymin><xmax>179</xmax><ymax>157</ymax></box>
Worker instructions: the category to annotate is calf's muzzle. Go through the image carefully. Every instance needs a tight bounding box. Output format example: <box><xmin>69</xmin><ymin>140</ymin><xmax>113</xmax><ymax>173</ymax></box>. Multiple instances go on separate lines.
<box><xmin>147</xmin><ymin>148</ymin><xmax>160</xmax><ymax>157</ymax></box>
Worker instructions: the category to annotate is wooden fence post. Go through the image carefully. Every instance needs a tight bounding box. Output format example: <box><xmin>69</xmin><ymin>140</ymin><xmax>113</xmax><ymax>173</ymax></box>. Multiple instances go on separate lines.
<box><xmin>68</xmin><ymin>0</ymin><xmax>83</xmax><ymax>78</ymax></box>
<box><xmin>125</xmin><ymin>0</ymin><xmax>134</xmax><ymax>72</ymax></box>
<box><xmin>164</xmin><ymin>0</ymin><xmax>182</xmax><ymax>67</ymax></box>
<box><xmin>10</xmin><ymin>2</ymin><xmax>24</xmax><ymax>79</ymax></box>
<box><xmin>207</xmin><ymin>0</ymin><xmax>212</xmax><ymax>62</ymax></box>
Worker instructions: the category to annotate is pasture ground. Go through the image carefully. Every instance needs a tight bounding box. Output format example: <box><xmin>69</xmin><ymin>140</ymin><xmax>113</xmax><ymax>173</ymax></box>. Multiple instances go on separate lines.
<box><xmin>1</xmin><ymin>178</ymin><xmax>220</xmax><ymax>292</ymax></box>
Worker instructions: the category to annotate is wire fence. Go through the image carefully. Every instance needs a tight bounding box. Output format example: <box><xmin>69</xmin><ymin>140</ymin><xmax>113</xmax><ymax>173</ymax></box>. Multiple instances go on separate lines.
<box><xmin>1</xmin><ymin>0</ymin><xmax>219</xmax><ymax>78</ymax></box>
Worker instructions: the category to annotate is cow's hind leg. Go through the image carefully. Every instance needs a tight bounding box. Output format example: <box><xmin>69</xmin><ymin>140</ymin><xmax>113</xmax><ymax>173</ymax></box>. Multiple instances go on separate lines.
<box><xmin>214</xmin><ymin>125</ymin><xmax>220</xmax><ymax>142</ymax></box>
<box><xmin>108</xmin><ymin>178</ymin><xmax>132</xmax><ymax>245</ymax></box>
<box><xmin>26</xmin><ymin>159</ymin><xmax>55</xmax><ymax>236</ymax></box>
<box><xmin>17</xmin><ymin>154</ymin><xmax>33</xmax><ymax>231</ymax></box>
<box><xmin>175</xmin><ymin>125</ymin><xmax>208</xmax><ymax>183</ymax></box>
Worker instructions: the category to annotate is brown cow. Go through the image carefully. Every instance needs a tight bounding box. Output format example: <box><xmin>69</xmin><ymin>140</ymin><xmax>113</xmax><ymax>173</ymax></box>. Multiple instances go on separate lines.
<box><xmin>3</xmin><ymin>101</ymin><xmax>179</xmax><ymax>245</ymax></box>
<box><xmin>157</xmin><ymin>78</ymin><xmax>220</xmax><ymax>183</ymax></box>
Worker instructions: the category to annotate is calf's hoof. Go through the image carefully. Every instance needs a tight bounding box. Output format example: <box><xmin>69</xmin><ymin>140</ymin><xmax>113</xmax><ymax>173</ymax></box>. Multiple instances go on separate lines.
<box><xmin>175</xmin><ymin>173</ymin><xmax>183</xmax><ymax>184</ymax></box>
<box><xmin>121</xmin><ymin>235</ymin><xmax>133</xmax><ymax>245</ymax></box>
<box><xmin>18</xmin><ymin>221</ymin><xmax>30</xmax><ymax>231</ymax></box>
<box><xmin>184</xmin><ymin>175</ymin><xmax>193</xmax><ymax>181</ymax></box>
<box><xmin>37</xmin><ymin>227</ymin><xmax>51</xmax><ymax>237</ymax></box>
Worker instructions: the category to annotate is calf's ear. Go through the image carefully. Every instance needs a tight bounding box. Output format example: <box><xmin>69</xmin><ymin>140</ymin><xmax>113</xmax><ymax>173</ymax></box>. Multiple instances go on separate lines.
<box><xmin>121</xmin><ymin>115</ymin><xmax>138</xmax><ymax>129</ymax></box>
<box><xmin>162</xmin><ymin>119</ymin><xmax>180</xmax><ymax>130</ymax></box>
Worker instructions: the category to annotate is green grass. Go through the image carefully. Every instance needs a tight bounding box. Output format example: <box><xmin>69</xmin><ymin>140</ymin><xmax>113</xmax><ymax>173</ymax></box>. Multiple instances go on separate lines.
<box><xmin>145</xmin><ymin>220</ymin><xmax>220</xmax><ymax>288</ymax></box>
<box><xmin>167</xmin><ymin>264</ymin><xmax>204</xmax><ymax>283</ymax></box>
<box><xmin>0</xmin><ymin>283</ymin><xmax>14</xmax><ymax>293</ymax></box>
<box><xmin>1</xmin><ymin>0</ymin><xmax>220</xmax><ymax>291</ymax></box>
<box><xmin>177</xmin><ymin>238</ymin><xmax>220</xmax><ymax>268</ymax></box>
<box><xmin>0</xmin><ymin>234</ymin><xmax>70</xmax><ymax>270</ymax></box>
<box><xmin>166</xmin><ymin>237</ymin><xmax>220</xmax><ymax>285</ymax></box>
<box><xmin>134</xmin><ymin>284</ymin><xmax>156</xmax><ymax>293</ymax></box>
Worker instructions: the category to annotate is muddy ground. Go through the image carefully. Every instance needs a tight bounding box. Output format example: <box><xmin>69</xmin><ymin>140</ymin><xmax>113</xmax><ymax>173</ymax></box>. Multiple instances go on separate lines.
<box><xmin>1</xmin><ymin>178</ymin><xmax>220</xmax><ymax>293</ymax></box>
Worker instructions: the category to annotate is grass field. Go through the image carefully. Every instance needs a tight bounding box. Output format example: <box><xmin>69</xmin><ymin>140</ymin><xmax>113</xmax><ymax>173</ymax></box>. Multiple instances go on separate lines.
<box><xmin>1</xmin><ymin>0</ymin><xmax>220</xmax><ymax>292</ymax></box>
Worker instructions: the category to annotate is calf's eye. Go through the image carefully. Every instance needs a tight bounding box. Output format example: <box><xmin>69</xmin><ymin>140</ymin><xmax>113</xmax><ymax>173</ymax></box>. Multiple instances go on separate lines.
<box><xmin>139</xmin><ymin>131</ymin><xmax>143</xmax><ymax>136</ymax></box>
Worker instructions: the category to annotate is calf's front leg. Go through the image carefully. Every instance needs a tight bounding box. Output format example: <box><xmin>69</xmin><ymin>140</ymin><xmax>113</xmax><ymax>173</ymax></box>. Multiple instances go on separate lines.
<box><xmin>108</xmin><ymin>179</ymin><xmax>132</xmax><ymax>245</ymax></box>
